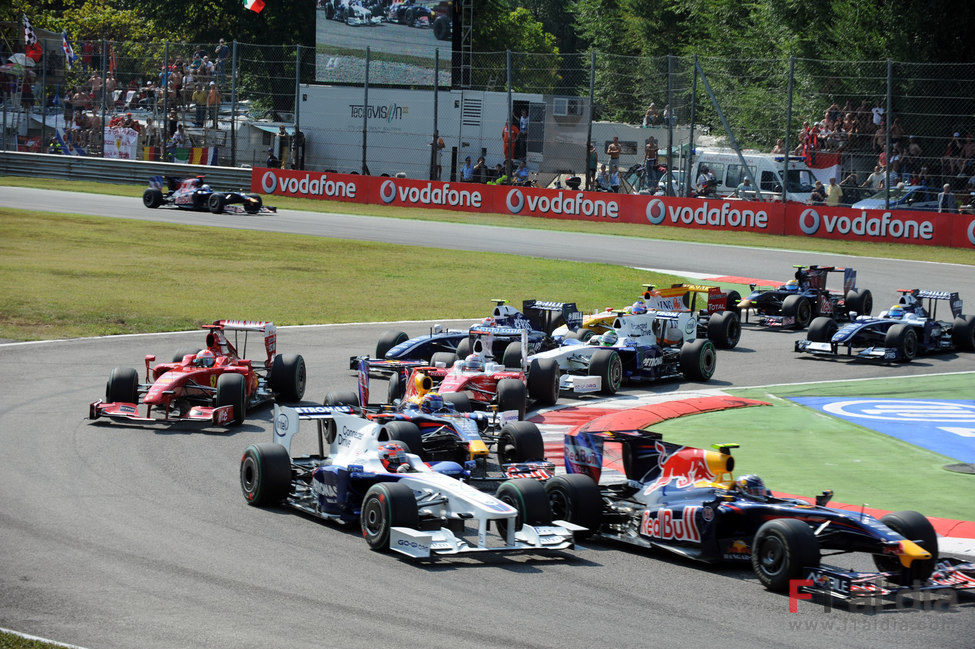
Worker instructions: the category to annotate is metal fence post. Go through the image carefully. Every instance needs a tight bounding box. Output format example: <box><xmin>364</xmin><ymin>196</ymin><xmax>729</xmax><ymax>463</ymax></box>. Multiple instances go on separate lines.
<box><xmin>162</xmin><ymin>41</ymin><xmax>169</xmax><ymax>153</ymax></box>
<box><xmin>432</xmin><ymin>49</ymin><xmax>440</xmax><ymax>181</ymax></box>
<box><xmin>294</xmin><ymin>44</ymin><xmax>301</xmax><ymax>145</ymax></box>
<box><xmin>505</xmin><ymin>49</ymin><xmax>512</xmax><ymax>181</ymax></box>
<box><xmin>231</xmin><ymin>41</ymin><xmax>238</xmax><ymax>167</ymax></box>
<box><xmin>362</xmin><ymin>46</ymin><xmax>370</xmax><ymax>175</ymax></box>
<box><xmin>666</xmin><ymin>54</ymin><xmax>674</xmax><ymax>196</ymax></box>
<box><xmin>684</xmin><ymin>55</ymin><xmax>698</xmax><ymax>198</ymax></box>
<box><xmin>585</xmin><ymin>50</ymin><xmax>595</xmax><ymax>190</ymax></box>
<box><xmin>884</xmin><ymin>57</ymin><xmax>892</xmax><ymax>209</ymax></box>
<box><xmin>783</xmin><ymin>56</ymin><xmax>795</xmax><ymax>203</ymax></box>
<box><xmin>40</xmin><ymin>38</ymin><xmax>47</xmax><ymax>152</ymax></box>
<box><xmin>100</xmin><ymin>40</ymin><xmax>107</xmax><ymax>157</ymax></box>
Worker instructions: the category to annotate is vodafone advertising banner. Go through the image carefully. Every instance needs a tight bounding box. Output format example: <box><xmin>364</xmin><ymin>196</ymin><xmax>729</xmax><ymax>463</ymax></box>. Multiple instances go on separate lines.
<box><xmin>252</xmin><ymin>167</ymin><xmax>974</xmax><ymax>248</ymax></box>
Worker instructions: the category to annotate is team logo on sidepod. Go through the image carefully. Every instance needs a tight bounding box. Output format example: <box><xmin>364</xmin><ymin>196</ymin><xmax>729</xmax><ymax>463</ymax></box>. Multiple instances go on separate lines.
<box><xmin>968</xmin><ymin>219</ymin><xmax>975</xmax><ymax>247</ymax></box>
<box><xmin>380</xmin><ymin>179</ymin><xmax>397</xmax><ymax>204</ymax></box>
<box><xmin>261</xmin><ymin>171</ymin><xmax>277</xmax><ymax>193</ymax></box>
<box><xmin>506</xmin><ymin>188</ymin><xmax>525</xmax><ymax>214</ymax></box>
<box><xmin>799</xmin><ymin>208</ymin><xmax>820</xmax><ymax>235</ymax></box>
<box><xmin>645</xmin><ymin>198</ymin><xmax>666</xmax><ymax>225</ymax></box>
<box><xmin>275</xmin><ymin>412</ymin><xmax>289</xmax><ymax>435</ymax></box>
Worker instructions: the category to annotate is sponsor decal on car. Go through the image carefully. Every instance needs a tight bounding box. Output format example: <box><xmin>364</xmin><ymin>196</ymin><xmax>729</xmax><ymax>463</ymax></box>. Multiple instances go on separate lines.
<box><xmin>639</xmin><ymin>506</ymin><xmax>701</xmax><ymax>542</ymax></box>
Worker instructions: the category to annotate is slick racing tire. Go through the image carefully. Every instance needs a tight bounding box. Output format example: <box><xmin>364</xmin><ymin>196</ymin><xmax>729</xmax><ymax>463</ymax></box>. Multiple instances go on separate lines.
<box><xmin>142</xmin><ymin>188</ymin><xmax>163</xmax><ymax>208</ymax></box>
<box><xmin>240</xmin><ymin>443</ymin><xmax>291</xmax><ymax>506</ymax></box>
<box><xmin>244</xmin><ymin>194</ymin><xmax>263</xmax><ymax>214</ymax></box>
<box><xmin>751</xmin><ymin>518</ymin><xmax>821</xmax><ymax>592</ymax></box>
<box><xmin>845</xmin><ymin>288</ymin><xmax>873</xmax><ymax>317</ymax></box>
<box><xmin>679</xmin><ymin>339</ymin><xmax>716</xmax><ymax>381</ymax></box>
<box><xmin>885</xmin><ymin>324</ymin><xmax>918</xmax><ymax>362</ymax></box>
<box><xmin>441</xmin><ymin>392</ymin><xmax>472</xmax><ymax>412</ymax></box>
<box><xmin>376</xmin><ymin>330</ymin><xmax>409</xmax><ymax>359</ymax></box>
<box><xmin>497</xmin><ymin>421</ymin><xmax>545</xmax><ymax>465</ymax></box>
<box><xmin>361</xmin><ymin>483</ymin><xmax>420</xmax><ymax>552</ymax></box>
<box><xmin>323</xmin><ymin>390</ymin><xmax>360</xmax><ymax>407</ymax></box>
<box><xmin>502</xmin><ymin>341</ymin><xmax>523</xmax><ymax>370</ymax></box>
<box><xmin>207</xmin><ymin>193</ymin><xmax>226</xmax><ymax>214</ymax></box>
<box><xmin>387</xmin><ymin>371</ymin><xmax>405</xmax><ymax>403</ymax></box>
<box><xmin>545</xmin><ymin>474</ymin><xmax>602</xmax><ymax>539</ymax></box>
<box><xmin>106</xmin><ymin>367</ymin><xmax>139</xmax><ymax>403</ymax></box>
<box><xmin>380</xmin><ymin>421</ymin><xmax>423</xmax><ymax>456</ymax></box>
<box><xmin>565</xmin><ymin>329</ymin><xmax>594</xmax><ymax>342</ymax></box>
<box><xmin>872</xmin><ymin>510</ymin><xmax>939</xmax><ymax>585</ymax></box>
<box><xmin>725</xmin><ymin>290</ymin><xmax>742</xmax><ymax>316</ymax></box>
<box><xmin>951</xmin><ymin>315</ymin><xmax>975</xmax><ymax>352</ymax></box>
<box><xmin>589</xmin><ymin>349</ymin><xmax>622</xmax><ymax>395</ymax></box>
<box><xmin>496</xmin><ymin>378</ymin><xmax>527</xmax><ymax>420</ymax></box>
<box><xmin>781</xmin><ymin>295</ymin><xmax>813</xmax><ymax>330</ymax></box>
<box><xmin>454</xmin><ymin>337</ymin><xmax>473</xmax><ymax>359</ymax></box>
<box><xmin>707</xmin><ymin>311</ymin><xmax>741</xmax><ymax>349</ymax></box>
<box><xmin>806</xmin><ymin>317</ymin><xmax>838</xmax><ymax>343</ymax></box>
<box><xmin>433</xmin><ymin>14</ymin><xmax>450</xmax><ymax>40</ymax></box>
<box><xmin>171</xmin><ymin>347</ymin><xmax>200</xmax><ymax>363</ymax></box>
<box><xmin>494</xmin><ymin>478</ymin><xmax>552</xmax><ymax>540</ymax></box>
<box><xmin>430</xmin><ymin>351</ymin><xmax>457</xmax><ymax>368</ymax></box>
<box><xmin>270</xmin><ymin>353</ymin><xmax>307</xmax><ymax>402</ymax></box>
<box><xmin>216</xmin><ymin>373</ymin><xmax>247</xmax><ymax>425</ymax></box>
<box><xmin>527</xmin><ymin>358</ymin><xmax>560</xmax><ymax>407</ymax></box>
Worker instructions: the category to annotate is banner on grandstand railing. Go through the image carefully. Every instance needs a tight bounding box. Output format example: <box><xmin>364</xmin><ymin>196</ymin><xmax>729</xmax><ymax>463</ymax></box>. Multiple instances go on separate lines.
<box><xmin>17</xmin><ymin>135</ymin><xmax>42</xmax><ymax>152</ymax></box>
<box><xmin>172</xmin><ymin>147</ymin><xmax>219</xmax><ymax>165</ymax></box>
<box><xmin>806</xmin><ymin>151</ymin><xmax>843</xmax><ymax>184</ymax></box>
<box><xmin>103</xmin><ymin>126</ymin><xmax>138</xmax><ymax>160</ymax></box>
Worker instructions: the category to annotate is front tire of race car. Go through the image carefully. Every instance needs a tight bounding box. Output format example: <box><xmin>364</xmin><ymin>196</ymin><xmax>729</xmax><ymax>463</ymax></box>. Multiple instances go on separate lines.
<box><xmin>142</xmin><ymin>188</ymin><xmax>163</xmax><ymax>208</ymax></box>
<box><xmin>951</xmin><ymin>315</ymin><xmax>975</xmax><ymax>352</ymax></box>
<box><xmin>781</xmin><ymin>295</ymin><xmax>813</xmax><ymax>329</ymax></box>
<box><xmin>324</xmin><ymin>390</ymin><xmax>360</xmax><ymax>407</ymax></box>
<box><xmin>544</xmin><ymin>474</ymin><xmax>602</xmax><ymax>539</ymax></box>
<box><xmin>494</xmin><ymin>478</ymin><xmax>552</xmax><ymax>540</ymax></box>
<box><xmin>589</xmin><ymin>349</ymin><xmax>622</xmax><ymax>395</ymax></box>
<box><xmin>502</xmin><ymin>341</ymin><xmax>523</xmax><ymax>370</ymax></box>
<box><xmin>207</xmin><ymin>193</ymin><xmax>226</xmax><ymax>214</ymax></box>
<box><xmin>454</xmin><ymin>337</ymin><xmax>473</xmax><ymax>359</ymax></box>
<box><xmin>527</xmin><ymin>358</ymin><xmax>560</xmax><ymax>407</ymax></box>
<box><xmin>387</xmin><ymin>372</ymin><xmax>405</xmax><ymax>403</ymax></box>
<box><xmin>380</xmin><ymin>421</ymin><xmax>423</xmax><ymax>456</ymax></box>
<box><xmin>707</xmin><ymin>311</ymin><xmax>741</xmax><ymax>349</ymax></box>
<box><xmin>497</xmin><ymin>421</ymin><xmax>545</xmax><ymax>465</ymax></box>
<box><xmin>885</xmin><ymin>324</ymin><xmax>918</xmax><ymax>362</ymax></box>
<box><xmin>433</xmin><ymin>14</ymin><xmax>450</xmax><ymax>40</ymax></box>
<box><xmin>106</xmin><ymin>367</ymin><xmax>139</xmax><ymax>403</ymax></box>
<box><xmin>240</xmin><ymin>443</ymin><xmax>291</xmax><ymax>506</ymax></box>
<box><xmin>872</xmin><ymin>510</ymin><xmax>939</xmax><ymax>585</ymax></box>
<box><xmin>361</xmin><ymin>483</ymin><xmax>420</xmax><ymax>552</ymax></box>
<box><xmin>441</xmin><ymin>392</ymin><xmax>472</xmax><ymax>412</ymax></box>
<box><xmin>270</xmin><ymin>353</ymin><xmax>306</xmax><ymax>402</ymax></box>
<box><xmin>806</xmin><ymin>317</ymin><xmax>838</xmax><ymax>342</ymax></box>
<box><xmin>679</xmin><ymin>339</ymin><xmax>716</xmax><ymax>381</ymax></box>
<box><xmin>751</xmin><ymin>519</ymin><xmax>820</xmax><ymax>592</ymax></box>
<box><xmin>376</xmin><ymin>330</ymin><xmax>409</xmax><ymax>359</ymax></box>
<box><xmin>430</xmin><ymin>351</ymin><xmax>457</xmax><ymax>368</ymax></box>
<box><xmin>244</xmin><ymin>194</ymin><xmax>263</xmax><ymax>214</ymax></box>
<box><xmin>846</xmin><ymin>288</ymin><xmax>873</xmax><ymax>316</ymax></box>
<box><xmin>171</xmin><ymin>347</ymin><xmax>200</xmax><ymax>364</ymax></box>
<box><xmin>725</xmin><ymin>290</ymin><xmax>742</xmax><ymax>316</ymax></box>
<box><xmin>216</xmin><ymin>373</ymin><xmax>247</xmax><ymax>425</ymax></box>
<box><xmin>497</xmin><ymin>378</ymin><xmax>527</xmax><ymax>420</ymax></box>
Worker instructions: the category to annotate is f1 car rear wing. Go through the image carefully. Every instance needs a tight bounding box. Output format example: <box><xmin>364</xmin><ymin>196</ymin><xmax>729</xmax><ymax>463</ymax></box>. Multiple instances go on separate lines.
<box><xmin>204</xmin><ymin>320</ymin><xmax>277</xmax><ymax>364</ymax></box>
<box><xmin>897</xmin><ymin>289</ymin><xmax>963</xmax><ymax>318</ymax></box>
<box><xmin>795</xmin><ymin>265</ymin><xmax>857</xmax><ymax>294</ymax></box>
<box><xmin>521</xmin><ymin>299</ymin><xmax>583</xmax><ymax>334</ymax></box>
<box><xmin>643</xmin><ymin>283</ymin><xmax>733</xmax><ymax>314</ymax></box>
<box><xmin>272</xmin><ymin>404</ymin><xmax>358</xmax><ymax>455</ymax></box>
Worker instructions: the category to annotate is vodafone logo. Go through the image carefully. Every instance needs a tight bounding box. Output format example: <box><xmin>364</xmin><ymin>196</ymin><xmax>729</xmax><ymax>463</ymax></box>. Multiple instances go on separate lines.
<box><xmin>380</xmin><ymin>179</ymin><xmax>396</xmax><ymax>204</ymax></box>
<box><xmin>968</xmin><ymin>219</ymin><xmax>975</xmax><ymax>246</ymax></box>
<box><xmin>799</xmin><ymin>208</ymin><xmax>820</xmax><ymax>235</ymax></box>
<box><xmin>506</xmin><ymin>188</ymin><xmax>525</xmax><ymax>214</ymax></box>
<box><xmin>261</xmin><ymin>171</ymin><xmax>277</xmax><ymax>194</ymax></box>
<box><xmin>646</xmin><ymin>199</ymin><xmax>666</xmax><ymax>224</ymax></box>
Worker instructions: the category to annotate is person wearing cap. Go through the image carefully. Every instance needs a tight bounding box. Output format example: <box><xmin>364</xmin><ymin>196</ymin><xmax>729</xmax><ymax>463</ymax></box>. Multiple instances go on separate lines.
<box><xmin>938</xmin><ymin>183</ymin><xmax>957</xmax><ymax>213</ymax></box>
<box><xmin>266</xmin><ymin>148</ymin><xmax>281</xmax><ymax>169</ymax></box>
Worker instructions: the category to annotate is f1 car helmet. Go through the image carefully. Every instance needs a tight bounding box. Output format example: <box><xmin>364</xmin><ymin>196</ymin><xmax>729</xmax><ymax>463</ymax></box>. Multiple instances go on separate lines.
<box><xmin>200</xmin><ymin>184</ymin><xmax>211</xmax><ymax>192</ymax></box>
<box><xmin>598</xmin><ymin>330</ymin><xmax>618</xmax><ymax>347</ymax></box>
<box><xmin>378</xmin><ymin>442</ymin><xmax>409</xmax><ymax>472</ymax></box>
<box><xmin>737</xmin><ymin>474</ymin><xmax>768</xmax><ymax>500</ymax></box>
<box><xmin>630</xmin><ymin>301</ymin><xmax>647</xmax><ymax>314</ymax></box>
<box><xmin>194</xmin><ymin>349</ymin><xmax>216</xmax><ymax>368</ymax></box>
<box><xmin>887</xmin><ymin>305</ymin><xmax>905</xmax><ymax>319</ymax></box>
<box><xmin>481</xmin><ymin>316</ymin><xmax>496</xmax><ymax>327</ymax></box>
<box><xmin>420</xmin><ymin>392</ymin><xmax>444</xmax><ymax>414</ymax></box>
<box><xmin>465</xmin><ymin>354</ymin><xmax>485</xmax><ymax>371</ymax></box>
<box><xmin>784</xmin><ymin>279</ymin><xmax>799</xmax><ymax>293</ymax></box>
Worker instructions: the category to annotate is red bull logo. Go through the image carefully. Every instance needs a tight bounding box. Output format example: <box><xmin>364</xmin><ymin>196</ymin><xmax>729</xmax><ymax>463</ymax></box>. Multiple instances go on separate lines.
<box><xmin>644</xmin><ymin>441</ymin><xmax>716</xmax><ymax>493</ymax></box>
<box><xmin>723</xmin><ymin>539</ymin><xmax>751</xmax><ymax>559</ymax></box>
<box><xmin>639</xmin><ymin>506</ymin><xmax>701</xmax><ymax>542</ymax></box>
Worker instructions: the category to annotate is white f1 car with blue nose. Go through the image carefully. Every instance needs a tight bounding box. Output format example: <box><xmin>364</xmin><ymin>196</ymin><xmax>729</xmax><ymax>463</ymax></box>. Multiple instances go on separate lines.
<box><xmin>240</xmin><ymin>405</ymin><xmax>584</xmax><ymax>558</ymax></box>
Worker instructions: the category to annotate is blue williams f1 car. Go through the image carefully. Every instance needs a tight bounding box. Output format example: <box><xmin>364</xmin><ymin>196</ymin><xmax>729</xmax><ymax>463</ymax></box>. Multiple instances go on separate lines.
<box><xmin>795</xmin><ymin>289</ymin><xmax>975</xmax><ymax>362</ymax></box>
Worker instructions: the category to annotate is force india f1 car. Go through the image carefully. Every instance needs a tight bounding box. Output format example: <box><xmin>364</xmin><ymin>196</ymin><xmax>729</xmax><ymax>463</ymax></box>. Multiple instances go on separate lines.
<box><xmin>546</xmin><ymin>427</ymin><xmax>975</xmax><ymax>599</ymax></box>
<box><xmin>240</xmin><ymin>405</ymin><xmax>584</xmax><ymax>558</ymax></box>
<box><xmin>737</xmin><ymin>265</ymin><xmax>873</xmax><ymax>330</ymax></box>
<box><xmin>142</xmin><ymin>176</ymin><xmax>276</xmax><ymax>215</ymax></box>
<box><xmin>89</xmin><ymin>320</ymin><xmax>306</xmax><ymax>426</ymax></box>
<box><xmin>796</xmin><ymin>289</ymin><xmax>975</xmax><ymax>362</ymax></box>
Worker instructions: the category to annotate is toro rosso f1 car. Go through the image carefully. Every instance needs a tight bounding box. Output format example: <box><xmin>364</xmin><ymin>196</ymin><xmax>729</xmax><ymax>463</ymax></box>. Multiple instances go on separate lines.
<box><xmin>142</xmin><ymin>176</ymin><xmax>276</xmax><ymax>215</ymax></box>
<box><xmin>796</xmin><ymin>289</ymin><xmax>975</xmax><ymax>362</ymax></box>
<box><xmin>240</xmin><ymin>405</ymin><xmax>584</xmax><ymax>558</ymax></box>
<box><xmin>89</xmin><ymin>320</ymin><xmax>305</xmax><ymax>426</ymax></box>
<box><xmin>547</xmin><ymin>428</ymin><xmax>975</xmax><ymax>599</ymax></box>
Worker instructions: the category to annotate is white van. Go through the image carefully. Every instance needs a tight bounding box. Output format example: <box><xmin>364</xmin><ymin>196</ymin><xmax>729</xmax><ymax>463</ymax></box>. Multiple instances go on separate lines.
<box><xmin>689</xmin><ymin>148</ymin><xmax>817</xmax><ymax>202</ymax></box>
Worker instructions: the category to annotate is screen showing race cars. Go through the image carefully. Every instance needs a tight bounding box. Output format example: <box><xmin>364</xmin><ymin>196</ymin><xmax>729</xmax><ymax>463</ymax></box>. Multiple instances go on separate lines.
<box><xmin>316</xmin><ymin>0</ymin><xmax>454</xmax><ymax>86</ymax></box>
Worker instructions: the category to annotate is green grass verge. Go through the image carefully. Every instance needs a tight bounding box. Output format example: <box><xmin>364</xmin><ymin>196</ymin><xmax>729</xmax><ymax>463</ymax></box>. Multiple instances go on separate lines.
<box><xmin>2</xmin><ymin>175</ymin><xmax>972</xmax><ymax>266</ymax></box>
<box><xmin>650</xmin><ymin>373</ymin><xmax>975</xmax><ymax>521</ymax></box>
<box><xmin>0</xmin><ymin>630</ymin><xmax>66</xmax><ymax>649</ymax></box>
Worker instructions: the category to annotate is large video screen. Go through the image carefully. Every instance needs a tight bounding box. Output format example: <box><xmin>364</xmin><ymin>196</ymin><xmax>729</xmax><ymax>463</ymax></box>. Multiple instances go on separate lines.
<box><xmin>315</xmin><ymin>0</ymin><xmax>454</xmax><ymax>86</ymax></box>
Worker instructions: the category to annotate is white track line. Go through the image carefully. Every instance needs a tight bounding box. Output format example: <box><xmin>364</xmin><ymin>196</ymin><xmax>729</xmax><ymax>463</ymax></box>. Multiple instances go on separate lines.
<box><xmin>0</xmin><ymin>626</ymin><xmax>90</xmax><ymax>649</ymax></box>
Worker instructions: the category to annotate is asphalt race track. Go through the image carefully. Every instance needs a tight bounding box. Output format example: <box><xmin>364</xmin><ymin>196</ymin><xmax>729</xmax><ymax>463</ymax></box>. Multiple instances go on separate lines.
<box><xmin>2</xmin><ymin>190</ymin><xmax>974</xmax><ymax>647</ymax></box>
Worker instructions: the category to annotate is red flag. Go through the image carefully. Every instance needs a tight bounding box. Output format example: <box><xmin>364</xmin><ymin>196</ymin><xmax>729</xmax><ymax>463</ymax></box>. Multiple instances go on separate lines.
<box><xmin>23</xmin><ymin>15</ymin><xmax>43</xmax><ymax>62</ymax></box>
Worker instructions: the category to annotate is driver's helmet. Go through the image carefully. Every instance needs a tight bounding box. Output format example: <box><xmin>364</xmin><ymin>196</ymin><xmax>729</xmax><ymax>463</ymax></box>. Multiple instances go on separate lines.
<box><xmin>784</xmin><ymin>279</ymin><xmax>800</xmax><ymax>293</ymax></box>
<box><xmin>598</xmin><ymin>330</ymin><xmax>618</xmax><ymax>347</ymax></box>
<box><xmin>200</xmin><ymin>184</ymin><xmax>211</xmax><ymax>192</ymax></box>
<box><xmin>630</xmin><ymin>301</ymin><xmax>647</xmax><ymax>315</ymax></box>
<box><xmin>464</xmin><ymin>354</ymin><xmax>484</xmax><ymax>371</ymax></box>
<box><xmin>887</xmin><ymin>305</ymin><xmax>905</xmax><ymax>319</ymax></box>
<box><xmin>737</xmin><ymin>474</ymin><xmax>767</xmax><ymax>499</ymax></box>
<box><xmin>194</xmin><ymin>349</ymin><xmax>215</xmax><ymax>367</ymax></box>
<box><xmin>481</xmin><ymin>316</ymin><xmax>496</xmax><ymax>327</ymax></box>
<box><xmin>378</xmin><ymin>442</ymin><xmax>409</xmax><ymax>472</ymax></box>
<box><xmin>420</xmin><ymin>392</ymin><xmax>444</xmax><ymax>414</ymax></box>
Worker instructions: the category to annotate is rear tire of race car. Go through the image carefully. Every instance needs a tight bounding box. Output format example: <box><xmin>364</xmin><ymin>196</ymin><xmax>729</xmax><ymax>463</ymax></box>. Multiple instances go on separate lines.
<box><xmin>207</xmin><ymin>193</ymin><xmax>225</xmax><ymax>214</ymax></box>
<box><xmin>441</xmin><ymin>392</ymin><xmax>472</xmax><ymax>412</ymax></box>
<box><xmin>433</xmin><ymin>14</ymin><xmax>450</xmax><ymax>40</ymax></box>
<box><xmin>323</xmin><ymin>390</ymin><xmax>360</xmax><ymax>407</ymax></box>
<box><xmin>527</xmin><ymin>358</ymin><xmax>560</xmax><ymax>407</ymax></box>
<box><xmin>380</xmin><ymin>421</ymin><xmax>423</xmax><ymax>456</ymax></box>
<box><xmin>270</xmin><ymin>354</ymin><xmax>306</xmax><ymax>402</ymax></box>
<box><xmin>430</xmin><ymin>351</ymin><xmax>457</xmax><ymax>368</ymax></box>
<box><xmin>544</xmin><ymin>474</ymin><xmax>602</xmax><ymax>539</ymax></box>
<box><xmin>142</xmin><ymin>188</ymin><xmax>163</xmax><ymax>208</ymax></box>
<box><xmin>494</xmin><ymin>478</ymin><xmax>552</xmax><ymax>540</ymax></box>
<box><xmin>216</xmin><ymin>373</ymin><xmax>247</xmax><ymax>426</ymax></box>
<box><xmin>751</xmin><ymin>518</ymin><xmax>821</xmax><ymax>593</ymax></box>
<box><xmin>376</xmin><ymin>330</ymin><xmax>409</xmax><ymax>359</ymax></box>
<box><xmin>361</xmin><ymin>482</ymin><xmax>420</xmax><ymax>552</ymax></box>
<box><xmin>244</xmin><ymin>194</ymin><xmax>262</xmax><ymax>214</ymax></box>
<box><xmin>782</xmin><ymin>295</ymin><xmax>813</xmax><ymax>330</ymax></box>
<box><xmin>725</xmin><ymin>290</ymin><xmax>742</xmax><ymax>316</ymax></box>
<box><xmin>106</xmin><ymin>367</ymin><xmax>139</xmax><ymax>403</ymax></box>
<box><xmin>885</xmin><ymin>324</ymin><xmax>918</xmax><ymax>362</ymax></box>
<box><xmin>240</xmin><ymin>443</ymin><xmax>291</xmax><ymax>506</ymax></box>
<box><xmin>679</xmin><ymin>339</ymin><xmax>716</xmax><ymax>381</ymax></box>
<box><xmin>566</xmin><ymin>329</ymin><xmax>594</xmax><ymax>342</ymax></box>
<box><xmin>872</xmin><ymin>510</ymin><xmax>939</xmax><ymax>585</ymax></box>
<box><xmin>387</xmin><ymin>372</ymin><xmax>405</xmax><ymax>403</ymax></box>
<box><xmin>497</xmin><ymin>421</ymin><xmax>545</xmax><ymax>465</ymax></box>
<box><xmin>171</xmin><ymin>347</ymin><xmax>200</xmax><ymax>363</ymax></box>
<box><xmin>951</xmin><ymin>315</ymin><xmax>975</xmax><ymax>352</ymax></box>
<box><xmin>502</xmin><ymin>341</ymin><xmax>523</xmax><ymax>370</ymax></box>
<box><xmin>707</xmin><ymin>311</ymin><xmax>741</xmax><ymax>349</ymax></box>
<box><xmin>589</xmin><ymin>349</ymin><xmax>622</xmax><ymax>395</ymax></box>
<box><xmin>497</xmin><ymin>378</ymin><xmax>527</xmax><ymax>420</ymax></box>
<box><xmin>806</xmin><ymin>317</ymin><xmax>838</xmax><ymax>343</ymax></box>
<box><xmin>846</xmin><ymin>288</ymin><xmax>873</xmax><ymax>316</ymax></box>
<box><xmin>454</xmin><ymin>337</ymin><xmax>473</xmax><ymax>359</ymax></box>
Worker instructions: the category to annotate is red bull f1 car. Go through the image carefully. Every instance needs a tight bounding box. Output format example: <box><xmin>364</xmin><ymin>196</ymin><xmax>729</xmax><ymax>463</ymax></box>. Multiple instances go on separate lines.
<box><xmin>737</xmin><ymin>265</ymin><xmax>873</xmax><ymax>330</ymax></box>
<box><xmin>142</xmin><ymin>175</ymin><xmax>276</xmax><ymax>214</ymax></box>
<box><xmin>240</xmin><ymin>405</ymin><xmax>584</xmax><ymax>558</ymax></box>
<box><xmin>796</xmin><ymin>289</ymin><xmax>975</xmax><ymax>362</ymax></box>
<box><xmin>89</xmin><ymin>320</ymin><xmax>305</xmax><ymax>426</ymax></box>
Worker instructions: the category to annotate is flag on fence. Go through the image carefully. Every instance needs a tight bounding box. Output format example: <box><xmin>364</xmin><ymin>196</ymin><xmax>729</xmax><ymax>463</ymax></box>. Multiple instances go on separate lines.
<box><xmin>143</xmin><ymin>146</ymin><xmax>160</xmax><ymax>161</ymax></box>
<box><xmin>172</xmin><ymin>147</ymin><xmax>220</xmax><ymax>165</ymax></box>
<box><xmin>243</xmin><ymin>0</ymin><xmax>266</xmax><ymax>13</ymax></box>
<box><xmin>55</xmin><ymin>128</ymin><xmax>88</xmax><ymax>156</ymax></box>
<box><xmin>23</xmin><ymin>15</ymin><xmax>43</xmax><ymax>62</ymax></box>
<box><xmin>62</xmin><ymin>31</ymin><xmax>79</xmax><ymax>69</ymax></box>
<box><xmin>108</xmin><ymin>44</ymin><xmax>117</xmax><ymax>75</ymax></box>
<box><xmin>806</xmin><ymin>151</ymin><xmax>843</xmax><ymax>184</ymax></box>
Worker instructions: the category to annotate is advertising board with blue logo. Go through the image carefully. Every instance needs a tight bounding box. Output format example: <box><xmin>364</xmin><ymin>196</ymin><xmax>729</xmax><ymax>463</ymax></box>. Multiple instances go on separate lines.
<box><xmin>789</xmin><ymin>398</ymin><xmax>975</xmax><ymax>463</ymax></box>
